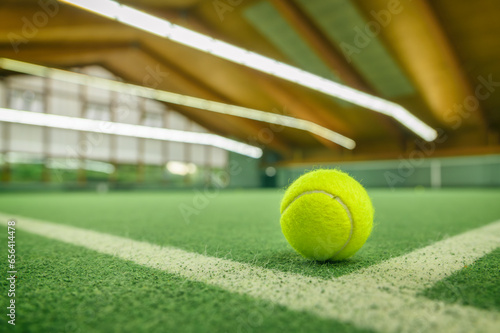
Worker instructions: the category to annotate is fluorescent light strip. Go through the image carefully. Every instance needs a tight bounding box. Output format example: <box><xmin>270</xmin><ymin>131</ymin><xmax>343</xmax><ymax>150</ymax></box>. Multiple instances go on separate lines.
<box><xmin>59</xmin><ymin>0</ymin><xmax>438</xmax><ymax>142</ymax></box>
<box><xmin>0</xmin><ymin>108</ymin><xmax>263</xmax><ymax>159</ymax></box>
<box><xmin>0</xmin><ymin>58</ymin><xmax>356</xmax><ymax>149</ymax></box>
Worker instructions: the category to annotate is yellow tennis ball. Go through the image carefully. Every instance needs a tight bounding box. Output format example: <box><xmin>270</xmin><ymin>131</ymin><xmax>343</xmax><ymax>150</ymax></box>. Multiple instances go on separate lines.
<box><xmin>280</xmin><ymin>169</ymin><xmax>374</xmax><ymax>261</ymax></box>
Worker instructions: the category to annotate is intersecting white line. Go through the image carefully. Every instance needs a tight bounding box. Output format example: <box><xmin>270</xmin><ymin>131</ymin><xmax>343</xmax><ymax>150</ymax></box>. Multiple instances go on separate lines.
<box><xmin>1</xmin><ymin>212</ymin><xmax>499</xmax><ymax>333</ymax></box>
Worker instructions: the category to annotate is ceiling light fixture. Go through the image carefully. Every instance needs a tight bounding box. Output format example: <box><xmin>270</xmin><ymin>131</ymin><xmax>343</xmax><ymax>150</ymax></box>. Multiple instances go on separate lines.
<box><xmin>59</xmin><ymin>0</ymin><xmax>438</xmax><ymax>142</ymax></box>
<box><xmin>0</xmin><ymin>57</ymin><xmax>356</xmax><ymax>149</ymax></box>
<box><xmin>0</xmin><ymin>108</ymin><xmax>263</xmax><ymax>159</ymax></box>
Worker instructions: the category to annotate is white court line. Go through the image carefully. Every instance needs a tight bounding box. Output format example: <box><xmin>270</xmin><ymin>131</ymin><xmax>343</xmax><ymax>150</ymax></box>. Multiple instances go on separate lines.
<box><xmin>1</xmin><ymin>212</ymin><xmax>499</xmax><ymax>333</ymax></box>
<box><xmin>337</xmin><ymin>222</ymin><xmax>500</xmax><ymax>295</ymax></box>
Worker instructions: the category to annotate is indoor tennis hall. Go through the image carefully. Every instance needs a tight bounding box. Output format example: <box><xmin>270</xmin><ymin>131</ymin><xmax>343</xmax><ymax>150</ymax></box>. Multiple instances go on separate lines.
<box><xmin>0</xmin><ymin>0</ymin><xmax>499</xmax><ymax>332</ymax></box>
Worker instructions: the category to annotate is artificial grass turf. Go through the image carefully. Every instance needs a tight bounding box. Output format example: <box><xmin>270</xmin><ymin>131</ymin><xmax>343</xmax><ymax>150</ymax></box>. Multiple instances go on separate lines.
<box><xmin>0</xmin><ymin>189</ymin><xmax>498</xmax><ymax>332</ymax></box>
<box><xmin>0</xmin><ymin>189</ymin><xmax>499</xmax><ymax>281</ymax></box>
<box><xmin>420</xmin><ymin>247</ymin><xmax>500</xmax><ymax>312</ymax></box>
<box><xmin>0</xmin><ymin>227</ymin><xmax>373</xmax><ymax>333</ymax></box>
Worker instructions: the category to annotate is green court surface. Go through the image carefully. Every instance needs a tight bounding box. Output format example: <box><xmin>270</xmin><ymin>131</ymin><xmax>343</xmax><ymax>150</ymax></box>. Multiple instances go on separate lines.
<box><xmin>1</xmin><ymin>188</ymin><xmax>499</xmax><ymax>332</ymax></box>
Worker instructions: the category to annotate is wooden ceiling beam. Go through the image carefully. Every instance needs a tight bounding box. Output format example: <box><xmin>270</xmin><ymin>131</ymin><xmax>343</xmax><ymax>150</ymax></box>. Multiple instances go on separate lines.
<box><xmin>420</xmin><ymin>0</ymin><xmax>489</xmax><ymax>131</ymax></box>
<box><xmin>121</xmin><ymin>0</ymin><xmax>204</xmax><ymax>8</ymax></box>
<box><xmin>0</xmin><ymin>42</ymin><xmax>133</xmax><ymax>65</ymax></box>
<box><xmin>0</xmin><ymin>25</ymin><xmax>140</xmax><ymax>45</ymax></box>
<box><xmin>353</xmin><ymin>0</ymin><xmax>487</xmax><ymax>132</ymax></box>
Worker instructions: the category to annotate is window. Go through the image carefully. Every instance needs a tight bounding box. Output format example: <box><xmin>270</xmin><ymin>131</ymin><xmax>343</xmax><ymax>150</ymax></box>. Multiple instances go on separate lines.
<box><xmin>143</xmin><ymin>112</ymin><xmax>163</xmax><ymax>128</ymax></box>
<box><xmin>9</xmin><ymin>89</ymin><xmax>44</xmax><ymax>112</ymax></box>
<box><xmin>86</xmin><ymin>103</ymin><xmax>110</xmax><ymax>121</ymax></box>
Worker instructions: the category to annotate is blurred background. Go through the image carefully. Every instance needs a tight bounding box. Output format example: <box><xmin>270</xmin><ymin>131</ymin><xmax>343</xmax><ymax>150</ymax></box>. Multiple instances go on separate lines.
<box><xmin>0</xmin><ymin>0</ymin><xmax>499</xmax><ymax>192</ymax></box>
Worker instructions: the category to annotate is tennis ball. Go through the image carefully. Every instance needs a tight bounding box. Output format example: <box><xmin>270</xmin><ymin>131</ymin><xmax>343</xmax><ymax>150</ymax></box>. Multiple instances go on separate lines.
<box><xmin>280</xmin><ymin>169</ymin><xmax>374</xmax><ymax>261</ymax></box>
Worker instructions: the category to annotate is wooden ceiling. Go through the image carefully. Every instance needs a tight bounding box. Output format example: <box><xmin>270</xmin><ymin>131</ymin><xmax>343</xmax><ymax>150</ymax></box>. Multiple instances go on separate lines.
<box><xmin>1</xmin><ymin>0</ymin><xmax>499</xmax><ymax>164</ymax></box>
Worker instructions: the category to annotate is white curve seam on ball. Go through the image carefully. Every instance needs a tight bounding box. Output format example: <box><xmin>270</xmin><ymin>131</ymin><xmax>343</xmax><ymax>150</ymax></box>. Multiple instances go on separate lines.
<box><xmin>282</xmin><ymin>190</ymin><xmax>354</xmax><ymax>257</ymax></box>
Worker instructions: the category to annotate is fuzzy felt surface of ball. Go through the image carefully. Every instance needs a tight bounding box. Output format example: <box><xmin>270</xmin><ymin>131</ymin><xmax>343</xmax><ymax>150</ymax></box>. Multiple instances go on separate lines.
<box><xmin>280</xmin><ymin>169</ymin><xmax>374</xmax><ymax>261</ymax></box>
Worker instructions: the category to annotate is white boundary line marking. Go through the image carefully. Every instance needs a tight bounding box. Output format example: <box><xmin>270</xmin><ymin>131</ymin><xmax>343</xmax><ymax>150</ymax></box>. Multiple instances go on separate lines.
<box><xmin>338</xmin><ymin>220</ymin><xmax>500</xmax><ymax>295</ymax></box>
<box><xmin>1</xmin><ymin>212</ymin><xmax>499</xmax><ymax>333</ymax></box>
